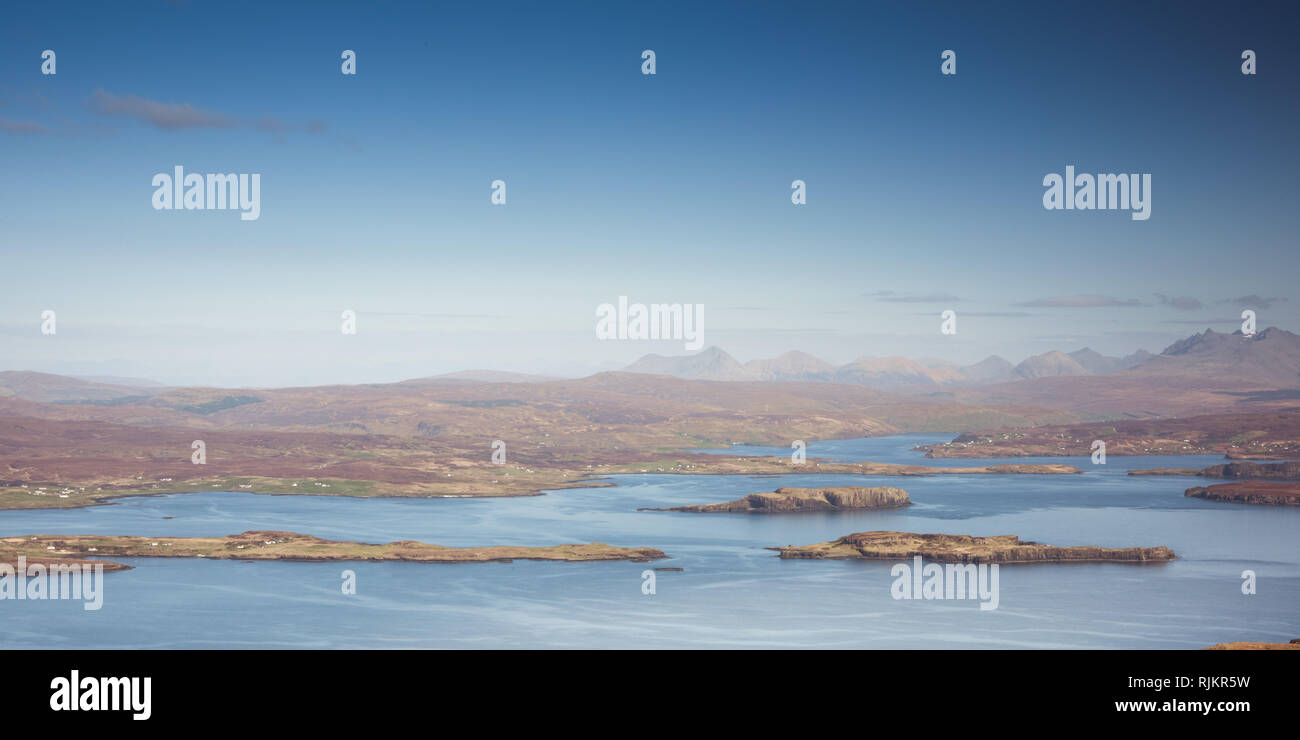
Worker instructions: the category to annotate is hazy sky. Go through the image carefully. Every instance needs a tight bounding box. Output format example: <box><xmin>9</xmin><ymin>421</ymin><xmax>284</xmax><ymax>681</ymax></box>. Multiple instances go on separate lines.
<box><xmin>2</xmin><ymin>0</ymin><xmax>1297</xmax><ymax>386</ymax></box>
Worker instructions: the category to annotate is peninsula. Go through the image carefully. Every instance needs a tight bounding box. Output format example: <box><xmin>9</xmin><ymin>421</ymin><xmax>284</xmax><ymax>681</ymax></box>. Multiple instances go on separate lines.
<box><xmin>0</xmin><ymin>531</ymin><xmax>668</xmax><ymax>568</ymax></box>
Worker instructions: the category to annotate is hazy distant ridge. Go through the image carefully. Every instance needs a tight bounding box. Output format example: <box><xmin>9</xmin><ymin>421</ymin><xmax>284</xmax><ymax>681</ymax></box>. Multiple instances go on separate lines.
<box><xmin>622</xmin><ymin>328</ymin><xmax>1300</xmax><ymax>390</ymax></box>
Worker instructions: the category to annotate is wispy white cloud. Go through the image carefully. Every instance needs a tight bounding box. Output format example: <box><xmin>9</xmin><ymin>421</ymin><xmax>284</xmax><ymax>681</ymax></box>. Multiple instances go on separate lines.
<box><xmin>1016</xmin><ymin>294</ymin><xmax>1142</xmax><ymax>308</ymax></box>
<box><xmin>863</xmin><ymin>291</ymin><xmax>961</xmax><ymax>303</ymax></box>
<box><xmin>87</xmin><ymin>89</ymin><xmax>326</xmax><ymax>135</ymax></box>
<box><xmin>0</xmin><ymin>117</ymin><xmax>50</xmax><ymax>135</ymax></box>
<box><xmin>89</xmin><ymin>89</ymin><xmax>234</xmax><ymax>130</ymax></box>
<box><xmin>1222</xmin><ymin>294</ymin><xmax>1287</xmax><ymax>310</ymax></box>
<box><xmin>1155</xmin><ymin>293</ymin><xmax>1203</xmax><ymax>311</ymax></box>
<box><xmin>881</xmin><ymin>292</ymin><xmax>960</xmax><ymax>303</ymax></box>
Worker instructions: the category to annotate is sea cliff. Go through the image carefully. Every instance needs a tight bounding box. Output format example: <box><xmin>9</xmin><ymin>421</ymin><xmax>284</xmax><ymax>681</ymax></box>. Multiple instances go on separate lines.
<box><xmin>1185</xmin><ymin>482</ymin><xmax>1300</xmax><ymax>505</ymax></box>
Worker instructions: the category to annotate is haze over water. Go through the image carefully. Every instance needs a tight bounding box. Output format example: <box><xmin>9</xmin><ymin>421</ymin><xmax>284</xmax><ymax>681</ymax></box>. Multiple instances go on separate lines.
<box><xmin>2</xmin><ymin>435</ymin><xmax>1296</xmax><ymax>649</ymax></box>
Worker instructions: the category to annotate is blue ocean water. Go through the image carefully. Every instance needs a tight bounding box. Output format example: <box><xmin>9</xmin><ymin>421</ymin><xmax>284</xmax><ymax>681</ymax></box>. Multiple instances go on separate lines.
<box><xmin>1</xmin><ymin>435</ymin><xmax>1296</xmax><ymax>649</ymax></box>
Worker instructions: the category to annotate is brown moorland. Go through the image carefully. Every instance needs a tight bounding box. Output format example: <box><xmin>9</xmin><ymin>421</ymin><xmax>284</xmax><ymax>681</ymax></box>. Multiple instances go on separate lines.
<box><xmin>0</xmin><ymin>372</ymin><xmax>1082</xmax><ymax>510</ymax></box>
<box><xmin>4</xmin><ymin>326</ymin><xmax>1298</xmax><ymax>509</ymax></box>
<box><xmin>916</xmin><ymin>409</ymin><xmax>1300</xmax><ymax>459</ymax></box>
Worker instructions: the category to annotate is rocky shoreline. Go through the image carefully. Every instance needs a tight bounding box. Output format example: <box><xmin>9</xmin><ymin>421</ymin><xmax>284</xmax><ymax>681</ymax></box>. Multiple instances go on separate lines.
<box><xmin>1129</xmin><ymin>461</ymin><xmax>1300</xmax><ymax>478</ymax></box>
<box><xmin>913</xmin><ymin>410</ymin><xmax>1300</xmax><ymax>460</ymax></box>
<box><xmin>0</xmin><ymin>554</ymin><xmax>134</xmax><ymax>572</ymax></box>
<box><xmin>0</xmin><ymin>530</ymin><xmax>668</xmax><ymax>568</ymax></box>
<box><xmin>1185</xmin><ymin>482</ymin><xmax>1300</xmax><ymax>505</ymax></box>
<box><xmin>774</xmin><ymin>531</ymin><xmax>1176</xmax><ymax>564</ymax></box>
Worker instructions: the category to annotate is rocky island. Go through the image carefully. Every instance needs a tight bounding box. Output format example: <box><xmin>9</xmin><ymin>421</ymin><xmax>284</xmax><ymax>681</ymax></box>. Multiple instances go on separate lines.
<box><xmin>1185</xmin><ymin>482</ymin><xmax>1300</xmax><ymax>505</ymax></box>
<box><xmin>0</xmin><ymin>530</ymin><xmax>668</xmax><ymax>568</ymax></box>
<box><xmin>1126</xmin><ymin>461</ymin><xmax>1300</xmax><ymax>504</ymax></box>
<box><xmin>774</xmin><ymin>531</ymin><xmax>1176</xmax><ymax>563</ymax></box>
<box><xmin>639</xmin><ymin>486</ymin><xmax>911</xmax><ymax>513</ymax></box>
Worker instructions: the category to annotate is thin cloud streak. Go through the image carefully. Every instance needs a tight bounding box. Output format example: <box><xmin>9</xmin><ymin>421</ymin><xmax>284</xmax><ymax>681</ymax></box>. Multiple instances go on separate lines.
<box><xmin>0</xmin><ymin>117</ymin><xmax>51</xmax><ymax>135</ymax></box>
<box><xmin>89</xmin><ymin>89</ymin><xmax>235</xmax><ymax>130</ymax></box>
<box><xmin>1016</xmin><ymin>295</ymin><xmax>1142</xmax><ymax>308</ymax></box>
<box><xmin>1155</xmin><ymin>293</ymin><xmax>1203</xmax><ymax>311</ymax></box>
<box><xmin>1222</xmin><ymin>295</ymin><xmax>1287</xmax><ymax>310</ymax></box>
<box><xmin>87</xmin><ymin>89</ymin><xmax>325</xmax><ymax>135</ymax></box>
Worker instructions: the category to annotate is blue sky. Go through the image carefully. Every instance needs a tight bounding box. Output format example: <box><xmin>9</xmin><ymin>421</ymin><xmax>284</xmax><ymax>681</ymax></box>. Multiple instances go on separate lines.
<box><xmin>1</xmin><ymin>0</ymin><xmax>1297</xmax><ymax>386</ymax></box>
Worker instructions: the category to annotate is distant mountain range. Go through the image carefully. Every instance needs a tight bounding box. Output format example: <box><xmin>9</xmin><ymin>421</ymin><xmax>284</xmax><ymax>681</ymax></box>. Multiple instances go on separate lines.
<box><xmin>3</xmin><ymin>328</ymin><xmax>1296</xmax><ymax>409</ymax></box>
<box><xmin>623</xmin><ymin>328</ymin><xmax>1298</xmax><ymax>390</ymax></box>
<box><xmin>1126</xmin><ymin>327</ymin><xmax>1300</xmax><ymax>387</ymax></box>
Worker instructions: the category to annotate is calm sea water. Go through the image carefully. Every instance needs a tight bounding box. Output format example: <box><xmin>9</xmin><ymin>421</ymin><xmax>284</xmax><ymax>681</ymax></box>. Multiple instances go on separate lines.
<box><xmin>1</xmin><ymin>434</ymin><xmax>1296</xmax><ymax>649</ymax></box>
